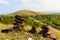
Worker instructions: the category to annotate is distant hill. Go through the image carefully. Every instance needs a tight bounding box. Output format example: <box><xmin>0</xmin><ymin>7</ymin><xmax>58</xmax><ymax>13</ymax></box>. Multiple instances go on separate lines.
<box><xmin>0</xmin><ymin>10</ymin><xmax>60</xmax><ymax>16</ymax></box>
<box><xmin>7</xmin><ymin>10</ymin><xmax>47</xmax><ymax>16</ymax></box>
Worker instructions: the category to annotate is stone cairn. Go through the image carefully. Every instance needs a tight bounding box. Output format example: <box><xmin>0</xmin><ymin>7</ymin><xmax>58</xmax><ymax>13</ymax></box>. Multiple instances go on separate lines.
<box><xmin>13</xmin><ymin>15</ymin><xmax>25</xmax><ymax>30</ymax></box>
<box><xmin>28</xmin><ymin>26</ymin><xmax>37</xmax><ymax>34</ymax></box>
<box><xmin>39</xmin><ymin>24</ymin><xmax>56</xmax><ymax>40</ymax></box>
<box><xmin>39</xmin><ymin>24</ymin><xmax>49</xmax><ymax>37</ymax></box>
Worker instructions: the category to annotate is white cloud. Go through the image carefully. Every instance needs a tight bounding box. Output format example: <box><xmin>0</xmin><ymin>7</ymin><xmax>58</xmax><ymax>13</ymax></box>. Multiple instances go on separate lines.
<box><xmin>20</xmin><ymin>0</ymin><xmax>60</xmax><ymax>12</ymax></box>
<box><xmin>21</xmin><ymin>0</ymin><xmax>31</xmax><ymax>4</ymax></box>
<box><xmin>0</xmin><ymin>0</ymin><xmax>10</xmax><ymax>5</ymax></box>
<box><xmin>16</xmin><ymin>6</ymin><xmax>21</xmax><ymax>8</ymax></box>
<box><xmin>15</xmin><ymin>5</ymin><xmax>25</xmax><ymax>11</ymax></box>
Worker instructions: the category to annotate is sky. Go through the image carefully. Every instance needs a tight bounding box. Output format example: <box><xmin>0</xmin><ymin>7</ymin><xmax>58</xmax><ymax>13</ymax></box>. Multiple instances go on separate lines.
<box><xmin>0</xmin><ymin>0</ymin><xmax>60</xmax><ymax>14</ymax></box>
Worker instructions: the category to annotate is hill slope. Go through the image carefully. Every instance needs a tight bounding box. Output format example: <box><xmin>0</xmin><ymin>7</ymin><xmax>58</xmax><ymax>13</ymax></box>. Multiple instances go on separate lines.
<box><xmin>7</xmin><ymin>10</ymin><xmax>47</xmax><ymax>16</ymax></box>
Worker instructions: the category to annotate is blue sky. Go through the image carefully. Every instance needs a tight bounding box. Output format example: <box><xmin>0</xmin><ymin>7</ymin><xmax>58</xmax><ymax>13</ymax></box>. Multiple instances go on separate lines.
<box><xmin>0</xmin><ymin>0</ymin><xmax>60</xmax><ymax>14</ymax></box>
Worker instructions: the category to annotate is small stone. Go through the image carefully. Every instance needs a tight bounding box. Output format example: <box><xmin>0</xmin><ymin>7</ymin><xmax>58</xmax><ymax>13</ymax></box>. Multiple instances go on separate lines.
<box><xmin>6</xmin><ymin>39</ymin><xmax>9</xmax><ymax>40</ymax></box>
<box><xmin>28</xmin><ymin>37</ymin><xmax>32</xmax><ymax>40</ymax></box>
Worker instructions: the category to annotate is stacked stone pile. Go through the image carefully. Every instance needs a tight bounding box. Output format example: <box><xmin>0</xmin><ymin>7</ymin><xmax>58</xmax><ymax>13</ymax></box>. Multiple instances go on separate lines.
<box><xmin>28</xmin><ymin>26</ymin><xmax>37</xmax><ymax>34</ymax></box>
<box><xmin>39</xmin><ymin>24</ymin><xmax>56</xmax><ymax>40</ymax></box>
<box><xmin>13</xmin><ymin>15</ymin><xmax>25</xmax><ymax>30</ymax></box>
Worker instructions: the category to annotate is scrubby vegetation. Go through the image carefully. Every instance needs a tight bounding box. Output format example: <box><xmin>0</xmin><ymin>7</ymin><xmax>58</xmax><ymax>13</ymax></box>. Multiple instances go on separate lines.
<box><xmin>32</xmin><ymin>15</ymin><xmax>60</xmax><ymax>30</ymax></box>
<box><xmin>0</xmin><ymin>15</ymin><xmax>15</xmax><ymax>24</ymax></box>
<box><xmin>0</xmin><ymin>15</ymin><xmax>41</xmax><ymax>27</ymax></box>
<box><xmin>24</xmin><ymin>16</ymin><xmax>41</xmax><ymax>27</ymax></box>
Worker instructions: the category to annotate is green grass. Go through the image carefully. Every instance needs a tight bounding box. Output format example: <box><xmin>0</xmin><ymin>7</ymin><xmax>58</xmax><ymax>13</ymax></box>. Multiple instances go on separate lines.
<box><xmin>32</xmin><ymin>15</ymin><xmax>60</xmax><ymax>30</ymax></box>
<box><xmin>0</xmin><ymin>24</ymin><xmax>60</xmax><ymax>40</ymax></box>
<box><xmin>0</xmin><ymin>24</ymin><xmax>41</xmax><ymax>40</ymax></box>
<box><xmin>0</xmin><ymin>31</ymin><xmax>41</xmax><ymax>40</ymax></box>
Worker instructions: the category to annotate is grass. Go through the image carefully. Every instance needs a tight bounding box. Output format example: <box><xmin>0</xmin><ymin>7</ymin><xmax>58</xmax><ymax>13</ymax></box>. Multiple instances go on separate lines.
<box><xmin>0</xmin><ymin>23</ymin><xmax>60</xmax><ymax>40</ymax></box>
<box><xmin>49</xmin><ymin>29</ymin><xmax>60</xmax><ymax>40</ymax></box>
<box><xmin>0</xmin><ymin>31</ymin><xmax>41</xmax><ymax>40</ymax></box>
<box><xmin>0</xmin><ymin>24</ymin><xmax>41</xmax><ymax>40</ymax></box>
<box><xmin>0</xmin><ymin>23</ymin><xmax>13</xmax><ymax>30</ymax></box>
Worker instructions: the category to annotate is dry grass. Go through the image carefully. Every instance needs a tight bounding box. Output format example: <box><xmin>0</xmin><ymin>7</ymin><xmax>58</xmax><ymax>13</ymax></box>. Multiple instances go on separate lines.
<box><xmin>0</xmin><ymin>23</ymin><xmax>13</xmax><ymax>30</ymax></box>
<box><xmin>0</xmin><ymin>23</ymin><xmax>60</xmax><ymax>40</ymax></box>
<box><xmin>49</xmin><ymin>29</ymin><xmax>60</xmax><ymax>40</ymax></box>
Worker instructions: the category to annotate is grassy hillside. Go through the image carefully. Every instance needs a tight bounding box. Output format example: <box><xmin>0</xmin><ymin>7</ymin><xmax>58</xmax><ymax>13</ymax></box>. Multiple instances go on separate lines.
<box><xmin>0</xmin><ymin>10</ymin><xmax>60</xmax><ymax>28</ymax></box>
<box><xmin>0</xmin><ymin>10</ymin><xmax>60</xmax><ymax>40</ymax></box>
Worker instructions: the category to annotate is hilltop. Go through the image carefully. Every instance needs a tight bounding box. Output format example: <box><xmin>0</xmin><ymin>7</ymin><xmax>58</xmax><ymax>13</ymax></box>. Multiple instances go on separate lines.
<box><xmin>0</xmin><ymin>10</ymin><xmax>60</xmax><ymax>16</ymax></box>
<box><xmin>7</xmin><ymin>10</ymin><xmax>47</xmax><ymax>16</ymax></box>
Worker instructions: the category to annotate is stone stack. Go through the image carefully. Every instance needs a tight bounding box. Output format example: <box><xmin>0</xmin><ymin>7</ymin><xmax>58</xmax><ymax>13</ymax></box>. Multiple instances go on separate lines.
<box><xmin>39</xmin><ymin>24</ymin><xmax>49</xmax><ymax>37</ymax></box>
<box><xmin>28</xmin><ymin>26</ymin><xmax>37</xmax><ymax>34</ymax></box>
<box><xmin>13</xmin><ymin>15</ymin><xmax>25</xmax><ymax>30</ymax></box>
<box><xmin>39</xmin><ymin>24</ymin><xmax>57</xmax><ymax>40</ymax></box>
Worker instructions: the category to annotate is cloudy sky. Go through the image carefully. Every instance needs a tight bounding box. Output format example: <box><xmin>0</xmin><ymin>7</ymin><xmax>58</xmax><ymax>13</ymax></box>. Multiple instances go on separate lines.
<box><xmin>0</xmin><ymin>0</ymin><xmax>60</xmax><ymax>14</ymax></box>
